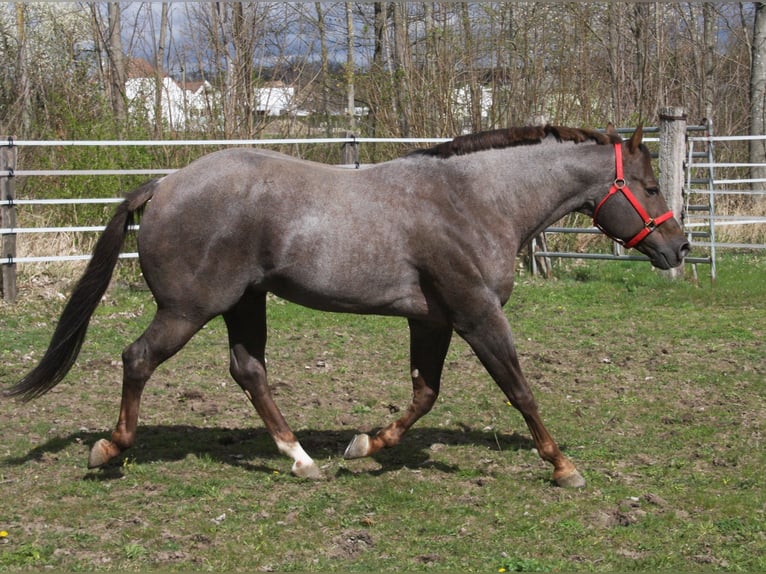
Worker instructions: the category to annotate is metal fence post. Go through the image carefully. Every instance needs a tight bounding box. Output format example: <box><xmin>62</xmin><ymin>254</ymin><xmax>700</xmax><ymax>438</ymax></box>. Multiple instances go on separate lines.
<box><xmin>1</xmin><ymin>138</ymin><xmax>17</xmax><ymax>303</ymax></box>
<box><xmin>658</xmin><ymin>107</ymin><xmax>687</xmax><ymax>280</ymax></box>
<box><xmin>341</xmin><ymin>132</ymin><xmax>359</xmax><ymax>167</ymax></box>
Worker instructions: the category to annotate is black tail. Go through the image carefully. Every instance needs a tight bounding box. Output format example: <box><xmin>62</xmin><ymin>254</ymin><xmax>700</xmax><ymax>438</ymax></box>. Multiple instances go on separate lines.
<box><xmin>4</xmin><ymin>180</ymin><xmax>158</xmax><ymax>401</ymax></box>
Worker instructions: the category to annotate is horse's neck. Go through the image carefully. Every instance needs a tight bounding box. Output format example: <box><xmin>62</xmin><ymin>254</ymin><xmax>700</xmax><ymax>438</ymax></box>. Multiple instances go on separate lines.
<box><xmin>459</xmin><ymin>142</ymin><xmax>614</xmax><ymax>240</ymax></box>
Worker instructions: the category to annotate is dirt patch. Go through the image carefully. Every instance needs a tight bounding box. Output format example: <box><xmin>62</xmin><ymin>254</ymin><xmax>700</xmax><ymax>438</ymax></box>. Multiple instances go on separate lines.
<box><xmin>592</xmin><ymin>493</ymin><xmax>669</xmax><ymax>528</ymax></box>
<box><xmin>327</xmin><ymin>530</ymin><xmax>374</xmax><ymax>560</ymax></box>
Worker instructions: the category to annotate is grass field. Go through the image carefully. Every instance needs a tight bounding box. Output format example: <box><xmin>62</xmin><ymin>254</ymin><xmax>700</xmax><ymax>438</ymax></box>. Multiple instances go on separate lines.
<box><xmin>0</xmin><ymin>255</ymin><xmax>764</xmax><ymax>571</ymax></box>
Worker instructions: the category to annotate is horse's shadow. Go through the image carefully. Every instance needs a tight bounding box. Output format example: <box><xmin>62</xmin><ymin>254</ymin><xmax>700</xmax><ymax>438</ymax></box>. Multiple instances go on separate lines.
<box><xmin>3</xmin><ymin>424</ymin><xmax>538</xmax><ymax>480</ymax></box>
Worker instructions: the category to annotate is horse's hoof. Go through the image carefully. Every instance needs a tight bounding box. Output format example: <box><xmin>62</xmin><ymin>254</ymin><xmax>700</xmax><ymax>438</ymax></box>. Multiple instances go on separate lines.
<box><xmin>88</xmin><ymin>438</ymin><xmax>119</xmax><ymax>468</ymax></box>
<box><xmin>555</xmin><ymin>469</ymin><xmax>586</xmax><ymax>488</ymax></box>
<box><xmin>292</xmin><ymin>460</ymin><xmax>324</xmax><ymax>480</ymax></box>
<box><xmin>344</xmin><ymin>433</ymin><xmax>370</xmax><ymax>459</ymax></box>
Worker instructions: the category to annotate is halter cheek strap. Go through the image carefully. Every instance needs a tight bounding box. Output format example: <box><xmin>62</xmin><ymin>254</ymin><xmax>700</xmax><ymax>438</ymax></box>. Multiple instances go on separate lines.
<box><xmin>593</xmin><ymin>143</ymin><xmax>674</xmax><ymax>249</ymax></box>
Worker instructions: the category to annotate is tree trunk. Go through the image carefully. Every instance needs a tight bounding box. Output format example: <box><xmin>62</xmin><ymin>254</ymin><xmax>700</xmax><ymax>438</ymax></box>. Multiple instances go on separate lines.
<box><xmin>345</xmin><ymin>2</ymin><xmax>355</xmax><ymax>132</ymax></box>
<box><xmin>606</xmin><ymin>4</ymin><xmax>622</xmax><ymax>124</ymax></box>
<box><xmin>14</xmin><ymin>5</ymin><xmax>31</xmax><ymax>135</ymax></box>
<box><xmin>154</xmin><ymin>2</ymin><xmax>169</xmax><ymax>137</ymax></box>
<box><xmin>632</xmin><ymin>4</ymin><xmax>649</xmax><ymax>121</ymax></box>
<box><xmin>315</xmin><ymin>3</ymin><xmax>330</xmax><ymax>136</ymax></box>
<box><xmin>368</xmin><ymin>2</ymin><xmax>385</xmax><ymax>139</ymax></box>
<box><xmin>702</xmin><ymin>2</ymin><xmax>716</xmax><ymax>121</ymax></box>
<box><xmin>461</xmin><ymin>4</ymin><xmax>483</xmax><ymax>132</ymax></box>
<box><xmin>210</xmin><ymin>3</ymin><xmax>234</xmax><ymax>137</ymax></box>
<box><xmin>751</xmin><ymin>2</ymin><xmax>766</xmax><ymax>187</ymax></box>
<box><xmin>392</xmin><ymin>2</ymin><xmax>410</xmax><ymax>136</ymax></box>
<box><xmin>107</xmin><ymin>2</ymin><xmax>127</xmax><ymax>129</ymax></box>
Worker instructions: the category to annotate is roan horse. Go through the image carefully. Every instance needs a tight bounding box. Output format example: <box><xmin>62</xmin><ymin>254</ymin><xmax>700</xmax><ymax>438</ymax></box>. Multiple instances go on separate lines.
<box><xmin>5</xmin><ymin>125</ymin><xmax>689</xmax><ymax>488</ymax></box>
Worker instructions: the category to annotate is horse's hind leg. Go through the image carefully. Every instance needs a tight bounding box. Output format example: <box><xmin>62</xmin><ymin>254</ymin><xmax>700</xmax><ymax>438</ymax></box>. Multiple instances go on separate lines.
<box><xmin>345</xmin><ymin>319</ymin><xmax>452</xmax><ymax>458</ymax></box>
<box><xmin>223</xmin><ymin>292</ymin><xmax>322</xmax><ymax>479</ymax></box>
<box><xmin>88</xmin><ymin>310</ymin><xmax>203</xmax><ymax>468</ymax></box>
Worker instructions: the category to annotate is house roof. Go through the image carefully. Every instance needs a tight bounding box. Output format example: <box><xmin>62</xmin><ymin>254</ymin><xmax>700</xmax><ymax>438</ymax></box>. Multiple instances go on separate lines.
<box><xmin>181</xmin><ymin>81</ymin><xmax>208</xmax><ymax>93</ymax></box>
<box><xmin>127</xmin><ymin>57</ymin><xmax>165</xmax><ymax>79</ymax></box>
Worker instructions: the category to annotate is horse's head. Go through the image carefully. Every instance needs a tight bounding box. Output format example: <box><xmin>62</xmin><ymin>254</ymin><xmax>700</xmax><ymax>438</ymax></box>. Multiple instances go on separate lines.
<box><xmin>592</xmin><ymin>125</ymin><xmax>690</xmax><ymax>269</ymax></box>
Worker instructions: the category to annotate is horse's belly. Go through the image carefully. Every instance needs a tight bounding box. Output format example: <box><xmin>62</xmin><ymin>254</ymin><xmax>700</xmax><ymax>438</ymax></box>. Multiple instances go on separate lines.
<box><xmin>267</xmin><ymin>270</ymin><xmax>442</xmax><ymax>321</ymax></box>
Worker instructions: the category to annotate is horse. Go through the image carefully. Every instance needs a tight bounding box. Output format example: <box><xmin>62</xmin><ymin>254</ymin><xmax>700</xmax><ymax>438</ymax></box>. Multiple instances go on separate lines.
<box><xmin>5</xmin><ymin>124</ymin><xmax>689</xmax><ymax>488</ymax></box>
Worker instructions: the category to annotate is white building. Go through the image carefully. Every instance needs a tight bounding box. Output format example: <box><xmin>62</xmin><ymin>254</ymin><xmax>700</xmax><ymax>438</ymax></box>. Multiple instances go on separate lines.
<box><xmin>453</xmin><ymin>85</ymin><xmax>494</xmax><ymax>132</ymax></box>
<box><xmin>125</xmin><ymin>58</ymin><xmax>214</xmax><ymax>130</ymax></box>
<box><xmin>255</xmin><ymin>82</ymin><xmax>297</xmax><ymax>116</ymax></box>
<box><xmin>125</xmin><ymin>60</ymin><xmax>306</xmax><ymax>127</ymax></box>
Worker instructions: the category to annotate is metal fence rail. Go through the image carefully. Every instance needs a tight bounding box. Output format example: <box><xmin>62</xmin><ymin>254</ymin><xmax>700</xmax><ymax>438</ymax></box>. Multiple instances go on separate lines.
<box><xmin>685</xmin><ymin>133</ymin><xmax>766</xmax><ymax>251</ymax></box>
<box><xmin>682</xmin><ymin>128</ymin><xmax>766</xmax><ymax>281</ymax></box>
<box><xmin>2</xmin><ymin>123</ymin><xmax>765</xmax><ymax>302</ymax></box>
<box><xmin>1</xmin><ymin>136</ymin><xmax>447</xmax><ymax>297</ymax></box>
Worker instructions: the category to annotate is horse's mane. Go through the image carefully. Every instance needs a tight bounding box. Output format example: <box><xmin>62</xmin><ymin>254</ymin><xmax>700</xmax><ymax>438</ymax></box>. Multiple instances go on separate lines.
<box><xmin>409</xmin><ymin>124</ymin><xmax>620</xmax><ymax>159</ymax></box>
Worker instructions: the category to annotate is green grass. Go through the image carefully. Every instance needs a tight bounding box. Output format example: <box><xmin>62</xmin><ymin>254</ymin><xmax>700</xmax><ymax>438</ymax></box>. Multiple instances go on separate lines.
<box><xmin>0</xmin><ymin>254</ymin><xmax>764</xmax><ymax>571</ymax></box>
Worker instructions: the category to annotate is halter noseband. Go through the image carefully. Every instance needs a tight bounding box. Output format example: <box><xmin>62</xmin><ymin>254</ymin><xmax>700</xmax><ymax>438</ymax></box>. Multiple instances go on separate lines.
<box><xmin>593</xmin><ymin>143</ymin><xmax>674</xmax><ymax>249</ymax></box>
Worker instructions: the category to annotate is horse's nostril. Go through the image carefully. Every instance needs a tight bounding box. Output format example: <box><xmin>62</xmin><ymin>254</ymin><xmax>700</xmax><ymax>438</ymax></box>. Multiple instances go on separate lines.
<box><xmin>680</xmin><ymin>242</ymin><xmax>691</xmax><ymax>258</ymax></box>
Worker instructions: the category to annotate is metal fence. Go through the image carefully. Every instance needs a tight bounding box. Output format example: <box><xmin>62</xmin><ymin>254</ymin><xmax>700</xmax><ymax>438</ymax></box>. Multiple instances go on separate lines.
<box><xmin>0</xmin><ymin>136</ymin><xmax>394</xmax><ymax>265</ymax></box>
<box><xmin>0</xmin><ymin>135</ymin><xmax>448</xmax><ymax>302</ymax></box>
<box><xmin>2</xmin><ymin>123</ymin><xmax>765</xmax><ymax>302</ymax></box>
<box><xmin>684</xmin><ymin>125</ymin><xmax>766</xmax><ymax>281</ymax></box>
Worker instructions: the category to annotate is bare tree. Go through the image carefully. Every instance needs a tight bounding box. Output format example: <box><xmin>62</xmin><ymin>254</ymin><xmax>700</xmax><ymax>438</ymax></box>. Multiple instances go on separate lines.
<box><xmin>392</xmin><ymin>2</ymin><xmax>411</xmax><ymax>136</ymax></box>
<box><xmin>460</xmin><ymin>4</ymin><xmax>482</xmax><ymax>132</ymax></box>
<box><xmin>314</xmin><ymin>2</ymin><xmax>330</xmax><ymax>134</ymax></box>
<box><xmin>189</xmin><ymin>2</ymin><xmax>270</xmax><ymax>137</ymax></box>
<box><xmin>345</xmin><ymin>2</ymin><xmax>355</xmax><ymax>132</ymax></box>
<box><xmin>702</xmin><ymin>2</ymin><xmax>717</xmax><ymax>121</ymax></box>
<box><xmin>107</xmin><ymin>3</ymin><xmax>127</xmax><ymax>126</ymax></box>
<box><xmin>13</xmin><ymin>4</ymin><xmax>31</xmax><ymax>135</ymax></box>
<box><xmin>152</xmin><ymin>3</ymin><xmax>169</xmax><ymax>137</ymax></box>
<box><xmin>631</xmin><ymin>3</ymin><xmax>651</xmax><ymax>122</ymax></box>
<box><xmin>0</xmin><ymin>1</ymin><xmax>760</xmax><ymax>150</ymax></box>
<box><xmin>751</xmin><ymin>3</ymin><xmax>766</xmax><ymax>186</ymax></box>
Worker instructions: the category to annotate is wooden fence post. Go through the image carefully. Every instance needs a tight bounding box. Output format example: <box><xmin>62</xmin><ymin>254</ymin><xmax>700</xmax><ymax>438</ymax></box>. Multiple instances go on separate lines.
<box><xmin>1</xmin><ymin>138</ymin><xmax>17</xmax><ymax>303</ymax></box>
<box><xmin>658</xmin><ymin>107</ymin><xmax>687</xmax><ymax>280</ymax></box>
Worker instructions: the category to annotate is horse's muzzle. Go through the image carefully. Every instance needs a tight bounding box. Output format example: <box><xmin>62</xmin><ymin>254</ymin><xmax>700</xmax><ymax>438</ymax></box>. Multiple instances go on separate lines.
<box><xmin>652</xmin><ymin>239</ymin><xmax>690</xmax><ymax>270</ymax></box>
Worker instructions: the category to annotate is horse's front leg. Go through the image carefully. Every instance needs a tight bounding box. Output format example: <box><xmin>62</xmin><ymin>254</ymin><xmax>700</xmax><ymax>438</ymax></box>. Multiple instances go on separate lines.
<box><xmin>345</xmin><ymin>319</ymin><xmax>452</xmax><ymax>459</ymax></box>
<box><xmin>456</xmin><ymin>304</ymin><xmax>585</xmax><ymax>488</ymax></box>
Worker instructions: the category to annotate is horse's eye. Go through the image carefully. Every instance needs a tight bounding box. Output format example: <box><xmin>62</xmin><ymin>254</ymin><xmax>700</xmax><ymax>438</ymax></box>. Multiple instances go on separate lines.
<box><xmin>646</xmin><ymin>187</ymin><xmax>660</xmax><ymax>196</ymax></box>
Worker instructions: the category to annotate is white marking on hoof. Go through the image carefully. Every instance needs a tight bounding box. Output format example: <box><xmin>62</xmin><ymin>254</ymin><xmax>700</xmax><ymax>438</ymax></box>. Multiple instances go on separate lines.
<box><xmin>275</xmin><ymin>439</ymin><xmax>322</xmax><ymax>479</ymax></box>
<box><xmin>555</xmin><ymin>469</ymin><xmax>586</xmax><ymax>489</ymax></box>
<box><xmin>292</xmin><ymin>459</ymin><xmax>323</xmax><ymax>480</ymax></box>
<box><xmin>88</xmin><ymin>438</ymin><xmax>116</xmax><ymax>468</ymax></box>
<box><xmin>344</xmin><ymin>433</ymin><xmax>371</xmax><ymax>459</ymax></box>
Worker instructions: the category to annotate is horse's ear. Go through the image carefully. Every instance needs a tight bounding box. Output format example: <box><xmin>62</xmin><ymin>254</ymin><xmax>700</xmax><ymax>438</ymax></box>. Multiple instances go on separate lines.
<box><xmin>606</xmin><ymin>123</ymin><xmax>618</xmax><ymax>136</ymax></box>
<box><xmin>627</xmin><ymin>124</ymin><xmax>644</xmax><ymax>153</ymax></box>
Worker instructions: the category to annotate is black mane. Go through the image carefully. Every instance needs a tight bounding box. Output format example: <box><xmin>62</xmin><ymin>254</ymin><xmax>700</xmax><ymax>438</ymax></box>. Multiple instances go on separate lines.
<box><xmin>409</xmin><ymin>124</ymin><xmax>619</xmax><ymax>159</ymax></box>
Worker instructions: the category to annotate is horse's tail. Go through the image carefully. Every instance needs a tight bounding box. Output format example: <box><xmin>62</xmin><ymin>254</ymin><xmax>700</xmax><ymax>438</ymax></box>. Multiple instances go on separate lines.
<box><xmin>4</xmin><ymin>179</ymin><xmax>159</xmax><ymax>402</ymax></box>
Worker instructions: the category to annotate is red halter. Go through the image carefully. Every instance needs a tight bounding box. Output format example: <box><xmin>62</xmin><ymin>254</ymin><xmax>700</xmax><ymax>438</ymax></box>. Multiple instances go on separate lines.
<box><xmin>593</xmin><ymin>143</ymin><xmax>674</xmax><ymax>249</ymax></box>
